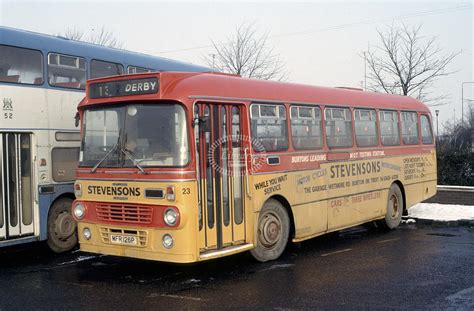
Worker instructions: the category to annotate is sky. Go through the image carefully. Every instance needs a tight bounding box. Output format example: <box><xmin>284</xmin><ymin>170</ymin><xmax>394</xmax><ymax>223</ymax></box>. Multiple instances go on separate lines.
<box><xmin>1</xmin><ymin>0</ymin><xmax>472</xmax><ymax>130</ymax></box>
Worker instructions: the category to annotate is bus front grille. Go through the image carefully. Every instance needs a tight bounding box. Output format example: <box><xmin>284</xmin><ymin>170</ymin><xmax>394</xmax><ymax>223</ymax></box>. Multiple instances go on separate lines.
<box><xmin>96</xmin><ymin>203</ymin><xmax>153</xmax><ymax>225</ymax></box>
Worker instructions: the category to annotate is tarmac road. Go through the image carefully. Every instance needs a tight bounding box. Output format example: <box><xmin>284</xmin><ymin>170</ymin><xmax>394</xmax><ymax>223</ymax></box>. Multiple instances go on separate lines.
<box><xmin>0</xmin><ymin>222</ymin><xmax>473</xmax><ymax>310</ymax></box>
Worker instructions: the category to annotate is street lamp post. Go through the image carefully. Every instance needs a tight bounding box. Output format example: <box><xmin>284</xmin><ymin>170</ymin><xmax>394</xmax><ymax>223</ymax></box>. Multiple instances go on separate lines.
<box><xmin>435</xmin><ymin>109</ymin><xmax>439</xmax><ymax>141</ymax></box>
<box><xmin>210</xmin><ymin>53</ymin><xmax>216</xmax><ymax>69</ymax></box>
<box><xmin>461</xmin><ymin>82</ymin><xmax>474</xmax><ymax>126</ymax></box>
<box><xmin>363</xmin><ymin>51</ymin><xmax>367</xmax><ymax>91</ymax></box>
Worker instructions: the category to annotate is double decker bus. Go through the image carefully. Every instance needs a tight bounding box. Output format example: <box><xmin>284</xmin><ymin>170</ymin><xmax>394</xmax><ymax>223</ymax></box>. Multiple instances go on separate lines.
<box><xmin>0</xmin><ymin>27</ymin><xmax>210</xmax><ymax>252</ymax></box>
<box><xmin>73</xmin><ymin>72</ymin><xmax>436</xmax><ymax>262</ymax></box>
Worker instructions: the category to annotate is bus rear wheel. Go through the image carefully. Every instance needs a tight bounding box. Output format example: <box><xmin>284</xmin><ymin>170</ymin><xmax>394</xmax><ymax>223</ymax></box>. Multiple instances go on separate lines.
<box><xmin>384</xmin><ymin>184</ymin><xmax>403</xmax><ymax>229</ymax></box>
<box><xmin>47</xmin><ymin>198</ymin><xmax>78</xmax><ymax>253</ymax></box>
<box><xmin>251</xmin><ymin>199</ymin><xmax>290</xmax><ymax>262</ymax></box>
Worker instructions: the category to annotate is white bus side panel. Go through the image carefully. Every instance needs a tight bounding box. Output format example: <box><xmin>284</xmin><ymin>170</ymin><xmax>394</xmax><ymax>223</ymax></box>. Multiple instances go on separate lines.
<box><xmin>1</xmin><ymin>85</ymin><xmax>82</xmax><ymax>242</ymax></box>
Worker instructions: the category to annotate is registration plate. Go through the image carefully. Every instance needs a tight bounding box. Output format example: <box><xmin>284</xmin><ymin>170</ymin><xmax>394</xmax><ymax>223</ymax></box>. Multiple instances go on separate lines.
<box><xmin>110</xmin><ymin>234</ymin><xmax>138</xmax><ymax>246</ymax></box>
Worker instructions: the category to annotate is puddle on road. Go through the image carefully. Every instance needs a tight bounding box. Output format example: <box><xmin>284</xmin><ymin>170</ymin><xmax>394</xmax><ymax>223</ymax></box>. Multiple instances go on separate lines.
<box><xmin>338</xmin><ymin>226</ymin><xmax>369</xmax><ymax>238</ymax></box>
<box><xmin>426</xmin><ymin>233</ymin><xmax>460</xmax><ymax>237</ymax></box>
<box><xmin>183</xmin><ymin>278</ymin><xmax>201</xmax><ymax>284</ymax></box>
<box><xmin>257</xmin><ymin>263</ymin><xmax>295</xmax><ymax>273</ymax></box>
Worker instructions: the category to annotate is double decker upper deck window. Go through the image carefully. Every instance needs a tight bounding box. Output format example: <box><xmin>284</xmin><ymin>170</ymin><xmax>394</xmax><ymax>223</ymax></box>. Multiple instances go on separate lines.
<box><xmin>0</xmin><ymin>45</ymin><xmax>43</xmax><ymax>85</ymax></box>
<box><xmin>325</xmin><ymin>107</ymin><xmax>353</xmax><ymax>148</ymax></box>
<box><xmin>401</xmin><ymin>111</ymin><xmax>420</xmax><ymax>145</ymax></box>
<box><xmin>48</xmin><ymin>53</ymin><xmax>86</xmax><ymax>89</ymax></box>
<box><xmin>127</xmin><ymin>66</ymin><xmax>153</xmax><ymax>74</ymax></box>
<box><xmin>91</xmin><ymin>60</ymin><xmax>124</xmax><ymax>79</ymax></box>
<box><xmin>250</xmin><ymin>103</ymin><xmax>288</xmax><ymax>152</ymax></box>
<box><xmin>290</xmin><ymin>105</ymin><xmax>323</xmax><ymax>150</ymax></box>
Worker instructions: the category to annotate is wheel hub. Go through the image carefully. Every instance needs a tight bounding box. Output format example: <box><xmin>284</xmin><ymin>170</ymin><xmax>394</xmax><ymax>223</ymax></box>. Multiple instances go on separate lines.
<box><xmin>260</xmin><ymin>213</ymin><xmax>281</xmax><ymax>248</ymax></box>
<box><xmin>390</xmin><ymin>194</ymin><xmax>399</xmax><ymax>218</ymax></box>
<box><xmin>54</xmin><ymin>212</ymin><xmax>75</xmax><ymax>240</ymax></box>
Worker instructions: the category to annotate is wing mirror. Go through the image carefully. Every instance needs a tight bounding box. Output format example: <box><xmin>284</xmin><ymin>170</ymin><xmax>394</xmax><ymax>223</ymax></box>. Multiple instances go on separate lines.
<box><xmin>74</xmin><ymin>112</ymin><xmax>80</xmax><ymax>127</ymax></box>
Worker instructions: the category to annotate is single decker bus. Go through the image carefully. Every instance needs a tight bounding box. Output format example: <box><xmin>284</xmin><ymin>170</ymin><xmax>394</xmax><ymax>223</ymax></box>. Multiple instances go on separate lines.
<box><xmin>73</xmin><ymin>72</ymin><xmax>436</xmax><ymax>262</ymax></box>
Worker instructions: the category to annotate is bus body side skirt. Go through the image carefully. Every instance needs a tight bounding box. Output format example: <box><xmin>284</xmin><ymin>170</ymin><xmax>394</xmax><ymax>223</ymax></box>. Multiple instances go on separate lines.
<box><xmin>199</xmin><ymin>243</ymin><xmax>254</xmax><ymax>260</ymax></box>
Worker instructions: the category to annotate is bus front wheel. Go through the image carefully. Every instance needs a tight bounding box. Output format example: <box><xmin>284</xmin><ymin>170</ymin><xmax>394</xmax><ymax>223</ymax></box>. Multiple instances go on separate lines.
<box><xmin>47</xmin><ymin>198</ymin><xmax>78</xmax><ymax>253</ymax></box>
<box><xmin>251</xmin><ymin>199</ymin><xmax>290</xmax><ymax>262</ymax></box>
<box><xmin>384</xmin><ymin>184</ymin><xmax>403</xmax><ymax>229</ymax></box>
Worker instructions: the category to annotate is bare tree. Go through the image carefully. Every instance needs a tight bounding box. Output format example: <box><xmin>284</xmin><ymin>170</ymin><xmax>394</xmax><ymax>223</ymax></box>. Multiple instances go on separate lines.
<box><xmin>366</xmin><ymin>23</ymin><xmax>460</xmax><ymax>104</ymax></box>
<box><xmin>59</xmin><ymin>26</ymin><xmax>124</xmax><ymax>49</ymax></box>
<box><xmin>63</xmin><ymin>27</ymin><xmax>84</xmax><ymax>41</ymax></box>
<box><xmin>437</xmin><ymin>103</ymin><xmax>474</xmax><ymax>186</ymax></box>
<box><xmin>204</xmin><ymin>23</ymin><xmax>287</xmax><ymax>81</ymax></box>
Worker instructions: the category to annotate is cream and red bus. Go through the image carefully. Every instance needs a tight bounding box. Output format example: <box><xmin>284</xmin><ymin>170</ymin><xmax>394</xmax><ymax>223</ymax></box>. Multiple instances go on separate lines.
<box><xmin>73</xmin><ymin>72</ymin><xmax>436</xmax><ymax>263</ymax></box>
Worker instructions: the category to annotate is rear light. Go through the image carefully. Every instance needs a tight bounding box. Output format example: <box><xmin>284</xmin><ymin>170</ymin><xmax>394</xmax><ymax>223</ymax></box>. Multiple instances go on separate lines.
<box><xmin>74</xmin><ymin>182</ymin><xmax>82</xmax><ymax>197</ymax></box>
<box><xmin>166</xmin><ymin>185</ymin><xmax>175</xmax><ymax>202</ymax></box>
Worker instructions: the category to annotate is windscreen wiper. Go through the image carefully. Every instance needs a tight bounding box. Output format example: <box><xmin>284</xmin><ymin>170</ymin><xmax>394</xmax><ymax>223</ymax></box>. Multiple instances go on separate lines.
<box><xmin>120</xmin><ymin>146</ymin><xmax>148</xmax><ymax>174</ymax></box>
<box><xmin>91</xmin><ymin>142</ymin><xmax>119</xmax><ymax>173</ymax></box>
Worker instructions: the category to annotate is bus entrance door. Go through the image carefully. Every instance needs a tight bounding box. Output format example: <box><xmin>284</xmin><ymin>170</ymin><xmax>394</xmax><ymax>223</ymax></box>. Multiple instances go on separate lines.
<box><xmin>196</xmin><ymin>103</ymin><xmax>246</xmax><ymax>253</ymax></box>
<box><xmin>0</xmin><ymin>133</ymin><xmax>35</xmax><ymax>240</ymax></box>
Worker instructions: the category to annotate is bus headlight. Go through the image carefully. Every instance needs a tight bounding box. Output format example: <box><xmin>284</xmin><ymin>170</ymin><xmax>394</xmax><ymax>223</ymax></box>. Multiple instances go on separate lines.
<box><xmin>82</xmin><ymin>227</ymin><xmax>91</xmax><ymax>240</ymax></box>
<box><xmin>162</xmin><ymin>234</ymin><xmax>174</xmax><ymax>249</ymax></box>
<box><xmin>163</xmin><ymin>208</ymin><xmax>178</xmax><ymax>226</ymax></box>
<box><xmin>73</xmin><ymin>203</ymin><xmax>86</xmax><ymax>220</ymax></box>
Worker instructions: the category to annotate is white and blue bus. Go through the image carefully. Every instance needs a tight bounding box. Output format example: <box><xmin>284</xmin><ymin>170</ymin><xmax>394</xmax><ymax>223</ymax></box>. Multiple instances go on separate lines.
<box><xmin>0</xmin><ymin>26</ymin><xmax>211</xmax><ymax>252</ymax></box>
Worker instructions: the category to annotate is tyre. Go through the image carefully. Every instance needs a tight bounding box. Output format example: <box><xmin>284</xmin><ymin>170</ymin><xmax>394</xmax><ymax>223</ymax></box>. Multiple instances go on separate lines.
<box><xmin>383</xmin><ymin>184</ymin><xmax>404</xmax><ymax>229</ymax></box>
<box><xmin>250</xmin><ymin>199</ymin><xmax>290</xmax><ymax>262</ymax></box>
<box><xmin>47</xmin><ymin>198</ymin><xmax>78</xmax><ymax>253</ymax></box>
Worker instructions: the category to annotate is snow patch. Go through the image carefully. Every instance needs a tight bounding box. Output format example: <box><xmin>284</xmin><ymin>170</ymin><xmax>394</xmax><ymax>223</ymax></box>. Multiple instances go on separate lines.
<box><xmin>408</xmin><ymin>203</ymin><xmax>474</xmax><ymax>221</ymax></box>
<box><xmin>446</xmin><ymin>286</ymin><xmax>474</xmax><ymax>308</ymax></box>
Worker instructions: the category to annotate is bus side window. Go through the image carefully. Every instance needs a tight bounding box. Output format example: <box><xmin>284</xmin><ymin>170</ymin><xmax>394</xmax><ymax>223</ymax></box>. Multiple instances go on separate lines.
<box><xmin>91</xmin><ymin>60</ymin><xmax>124</xmax><ymax>79</ymax></box>
<box><xmin>401</xmin><ymin>111</ymin><xmax>420</xmax><ymax>145</ymax></box>
<box><xmin>250</xmin><ymin>103</ymin><xmax>288</xmax><ymax>152</ymax></box>
<box><xmin>379</xmin><ymin>110</ymin><xmax>400</xmax><ymax>146</ymax></box>
<box><xmin>354</xmin><ymin>109</ymin><xmax>378</xmax><ymax>147</ymax></box>
<box><xmin>325</xmin><ymin>107</ymin><xmax>353</xmax><ymax>148</ymax></box>
<box><xmin>420</xmin><ymin>115</ymin><xmax>434</xmax><ymax>144</ymax></box>
<box><xmin>48</xmin><ymin>53</ymin><xmax>86</xmax><ymax>89</ymax></box>
<box><xmin>290</xmin><ymin>105</ymin><xmax>323</xmax><ymax>150</ymax></box>
<box><xmin>0</xmin><ymin>45</ymin><xmax>43</xmax><ymax>85</ymax></box>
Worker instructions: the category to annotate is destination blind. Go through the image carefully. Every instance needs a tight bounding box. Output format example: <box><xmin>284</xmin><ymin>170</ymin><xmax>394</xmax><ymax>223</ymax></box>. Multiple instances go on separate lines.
<box><xmin>89</xmin><ymin>77</ymin><xmax>159</xmax><ymax>99</ymax></box>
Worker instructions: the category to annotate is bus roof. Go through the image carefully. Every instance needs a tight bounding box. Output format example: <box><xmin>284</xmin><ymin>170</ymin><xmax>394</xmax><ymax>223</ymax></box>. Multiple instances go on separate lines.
<box><xmin>0</xmin><ymin>26</ymin><xmax>212</xmax><ymax>72</ymax></box>
<box><xmin>82</xmin><ymin>72</ymin><xmax>430</xmax><ymax>113</ymax></box>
